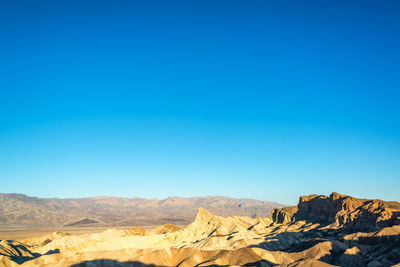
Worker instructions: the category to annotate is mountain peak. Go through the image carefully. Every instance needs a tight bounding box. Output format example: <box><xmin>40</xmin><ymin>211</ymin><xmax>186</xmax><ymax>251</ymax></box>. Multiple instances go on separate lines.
<box><xmin>195</xmin><ymin>208</ymin><xmax>215</xmax><ymax>223</ymax></box>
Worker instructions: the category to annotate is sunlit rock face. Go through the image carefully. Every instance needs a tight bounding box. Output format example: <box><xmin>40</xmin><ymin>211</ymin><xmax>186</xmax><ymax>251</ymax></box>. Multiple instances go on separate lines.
<box><xmin>271</xmin><ymin>192</ymin><xmax>400</xmax><ymax>230</ymax></box>
<box><xmin>1</xmin><ymin>193</ymin><xmax>400</xmax><ymax>267</ymax></box>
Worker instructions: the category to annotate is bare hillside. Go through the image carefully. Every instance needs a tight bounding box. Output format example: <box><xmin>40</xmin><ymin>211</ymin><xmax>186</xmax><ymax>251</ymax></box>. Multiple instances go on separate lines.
<box><xmin>0</xmin><ymin>193</ymin><xmax>284</xmax><ymax>227</ymax></box>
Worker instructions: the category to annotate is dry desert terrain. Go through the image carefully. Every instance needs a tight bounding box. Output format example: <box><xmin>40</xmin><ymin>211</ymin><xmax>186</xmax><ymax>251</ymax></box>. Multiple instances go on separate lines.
<box><xmin>0</xmin><ymin>192</ymin><xmax>399</xmax><ymax>266</ymax></box>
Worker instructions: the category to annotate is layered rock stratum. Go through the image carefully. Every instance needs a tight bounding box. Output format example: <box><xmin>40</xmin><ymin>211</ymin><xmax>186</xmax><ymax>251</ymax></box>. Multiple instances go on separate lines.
<box><xmin>1</xmin><ymin>192</ymin><xmax>400</xmax><ymax>266</ymax></box>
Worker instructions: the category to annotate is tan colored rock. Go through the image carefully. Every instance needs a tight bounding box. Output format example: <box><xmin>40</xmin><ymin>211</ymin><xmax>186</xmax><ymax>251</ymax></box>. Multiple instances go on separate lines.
<box><xmin>0</xmin><ymin>193</ymin><xmax>398</xmax><ymax>266</ymax></box>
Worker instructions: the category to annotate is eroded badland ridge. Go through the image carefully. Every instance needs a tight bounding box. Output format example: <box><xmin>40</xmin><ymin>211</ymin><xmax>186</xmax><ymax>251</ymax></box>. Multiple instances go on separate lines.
<box><xmin>1</xmin><ymin>193</ymin><xmax>400</xmax><ymax>266</ymax></box>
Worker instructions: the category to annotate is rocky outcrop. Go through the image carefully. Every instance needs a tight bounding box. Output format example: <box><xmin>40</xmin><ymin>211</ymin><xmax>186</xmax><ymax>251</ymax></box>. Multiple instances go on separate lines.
<box><xmin>270</xmin><ymin>205</ymin><xmax>298</xmax><ymax>224</ymax></box>
<box><xmin>271</xmin><ymin>192</ymin><xmax>400</xmax><ymax>231</ymax></box>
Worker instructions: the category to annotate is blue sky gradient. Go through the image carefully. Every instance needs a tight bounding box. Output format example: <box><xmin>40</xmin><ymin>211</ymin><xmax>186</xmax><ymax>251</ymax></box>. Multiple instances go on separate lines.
<box><xmin>1</xmin><ymin>0</ymin><xmax>399</xmax><ymax>204</ymax></box>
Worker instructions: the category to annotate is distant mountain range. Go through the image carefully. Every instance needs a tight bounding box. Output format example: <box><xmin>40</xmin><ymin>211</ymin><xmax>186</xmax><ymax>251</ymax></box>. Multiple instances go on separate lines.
<box><xmin>0</xmin><ymin>193</ymin><xmax>284</xmax><ymax>227</ymax></box>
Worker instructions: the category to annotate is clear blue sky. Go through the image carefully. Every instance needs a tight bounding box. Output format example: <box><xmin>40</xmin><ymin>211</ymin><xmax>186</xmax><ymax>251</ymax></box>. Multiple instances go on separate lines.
<box><xmin>1</xmin><ymin>1</ymin><xmax>399</xmax><ymax>204</ymax></box>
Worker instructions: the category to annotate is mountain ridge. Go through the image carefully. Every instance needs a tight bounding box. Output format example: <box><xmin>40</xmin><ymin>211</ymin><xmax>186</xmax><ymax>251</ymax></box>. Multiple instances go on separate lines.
<box><xmin>0</xmin><ymin>193</ymin><xmax>284</xmax><ymax>227</ymax></box>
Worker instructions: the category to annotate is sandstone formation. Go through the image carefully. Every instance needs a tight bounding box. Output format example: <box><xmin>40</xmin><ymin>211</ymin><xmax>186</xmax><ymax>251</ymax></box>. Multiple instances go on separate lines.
<box><xmin>0</xmin><ymin>192</ymin><xmax>399</xmax><ymax>266</ymax></box>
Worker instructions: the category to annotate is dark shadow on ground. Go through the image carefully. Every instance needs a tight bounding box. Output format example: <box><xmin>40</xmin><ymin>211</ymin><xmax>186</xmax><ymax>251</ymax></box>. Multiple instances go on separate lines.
<box><xmin>251</xmin><ymin>223</ymin><xmax>400</xmax><ymax>266</ymax></box>
<box><xmin>70</xmin><ymin>259</ymin><xmax>274</xmax><ymax>267</ymax></box>
<box><xmin>70</xmin><ymin>260</ymin><xmax>159</xmax><ymax>267</ymax></box>
<box><xmin>0</xmin><ymin>243</ymin><xmax>60</xmax><ymax>265</ymax></box>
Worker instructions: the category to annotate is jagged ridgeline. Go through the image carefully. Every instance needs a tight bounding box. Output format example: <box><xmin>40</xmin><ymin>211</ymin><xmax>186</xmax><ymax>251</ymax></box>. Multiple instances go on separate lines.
<box><xmin>1</xmin><ymin>192</ymin><xmax>399</xmax><ymax>266</ymax></box>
